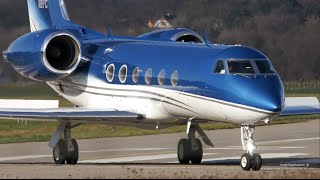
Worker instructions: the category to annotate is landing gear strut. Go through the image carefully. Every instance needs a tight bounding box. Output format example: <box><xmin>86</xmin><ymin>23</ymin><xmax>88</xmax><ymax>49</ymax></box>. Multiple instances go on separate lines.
<box><xmin>50</xmin><ymin>122</ymin><xmax>80</xmax><ymax>165</ymax></box>
<box><xmin>240</xmin><ymin>125</ymin><xmax>262</xmax><ymax>171</ymax></box>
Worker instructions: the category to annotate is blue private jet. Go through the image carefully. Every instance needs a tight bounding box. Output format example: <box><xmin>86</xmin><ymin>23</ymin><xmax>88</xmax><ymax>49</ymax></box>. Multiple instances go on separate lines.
<box><xmin>1</xmin><ymin>0</ymin><xmax>319</xmax><ymax>171</ymax></box>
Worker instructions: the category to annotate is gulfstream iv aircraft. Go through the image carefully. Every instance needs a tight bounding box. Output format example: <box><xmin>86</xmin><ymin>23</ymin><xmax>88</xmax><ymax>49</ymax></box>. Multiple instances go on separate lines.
<box><xmin>1</xmin><ymin>0</ymin><xmax>320</xmax><ymax>171</ymax></box>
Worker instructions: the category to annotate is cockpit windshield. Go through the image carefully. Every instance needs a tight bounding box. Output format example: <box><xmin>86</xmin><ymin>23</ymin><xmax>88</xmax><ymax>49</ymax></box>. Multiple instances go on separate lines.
<box><xmin>213</xmin><ymin>59</ymin><xmax>276</xmax><ymax>76</ymax></box>
<box><xmin>227</xmin><ymin>60</ymin><xmax>255</xmax><ymax>74</ymax></box>
<box><xmin>255</xmin><ymin>60</ymin><xmax>275</xmax><ymax>74</ymax></box>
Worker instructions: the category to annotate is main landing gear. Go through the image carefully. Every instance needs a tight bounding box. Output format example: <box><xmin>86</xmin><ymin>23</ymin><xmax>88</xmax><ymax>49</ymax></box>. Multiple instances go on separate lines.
<box><xmin>178</xmin><ymin>138</ymin><xmax>203</xmax><ymax>164</ymax></box>
<box><xmin>240</xmin><ymin>125</ymin><xmax>262</xmax><ymax>171</ymax></box>
<box><xmin>177</xmin><ymin>122</ymin><xmax>214</xmax><ymax>165</ymax></box>
<box><xmin>49</xmin><ymin>122</ymin><xmax>80</xmax><ymax>165</ymax></box>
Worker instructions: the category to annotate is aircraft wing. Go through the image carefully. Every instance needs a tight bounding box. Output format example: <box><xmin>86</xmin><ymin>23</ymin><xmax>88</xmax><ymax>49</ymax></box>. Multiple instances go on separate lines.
<box><xmin>280</xmin><ymin>97</ymin><xmax>320</xmax><ymax>116</ymax></box>
<box><xmin>0</xmin><ymin>108</ymin><xmax>145</xmax><ymax>123</ymax></box>
<box><xmin>0</xmin><ymin>99</ymin><xmax>145</xmax><ymax>123</ymax></box>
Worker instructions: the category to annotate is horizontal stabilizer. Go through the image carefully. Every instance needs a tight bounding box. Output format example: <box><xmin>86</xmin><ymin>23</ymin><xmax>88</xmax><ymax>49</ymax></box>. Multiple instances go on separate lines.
<box><xmin>281</xmin><ymin>97</ymin><xmax>320</xmax><ymax>116</ymax></box>
<box><xmin>0</xmin><ymin>99</ymin><xmax>59</xmax><ymax>109</ymax></box>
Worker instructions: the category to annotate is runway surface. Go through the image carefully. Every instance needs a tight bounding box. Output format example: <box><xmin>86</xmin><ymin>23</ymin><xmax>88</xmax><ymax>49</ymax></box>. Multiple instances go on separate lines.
<box><xmin>0</xmin><ymin>120</ymin><xmax>319</xmax><ymax>179</ymax></box>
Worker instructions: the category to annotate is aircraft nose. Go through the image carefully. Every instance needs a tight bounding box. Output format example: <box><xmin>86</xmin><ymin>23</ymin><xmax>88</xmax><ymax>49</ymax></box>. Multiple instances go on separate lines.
<box><xmin>255</xmin><ymin>79</ymin><xmax>284</xmax><ymax>113</ymax></box>
<box><xmin>234</xmin><ymin>76</ymin><xmax>285</xmax><ymax>113</ymax></box>
<box><xmin>262</xmin><ymin>94</ymin><xmax>283</xmax><ymax>113</ymax></box>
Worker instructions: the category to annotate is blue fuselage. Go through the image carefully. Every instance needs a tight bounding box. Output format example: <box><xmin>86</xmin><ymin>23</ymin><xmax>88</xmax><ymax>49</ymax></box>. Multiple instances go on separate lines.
<box><xmin>83</xmin><ymin>38</ymin><xmax>285</xmax><ymax>113</ymax></box>
<box><xmin>5</xmin><ymin>28</ymin><xmax>285</xmax><ymax>116</ymax></box>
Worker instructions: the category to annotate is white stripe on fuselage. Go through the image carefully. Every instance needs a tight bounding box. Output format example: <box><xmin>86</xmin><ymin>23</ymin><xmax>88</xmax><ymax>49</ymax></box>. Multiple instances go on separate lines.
<box><xmin>49</xmin><ymin>80</ymin><xmax>278</xmax><ymax>125</ymax></box>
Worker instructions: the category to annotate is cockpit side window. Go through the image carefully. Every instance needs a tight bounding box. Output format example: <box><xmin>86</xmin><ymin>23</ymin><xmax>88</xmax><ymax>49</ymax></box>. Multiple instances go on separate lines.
<box><xmin>255</xmin><ymin>60</ymin><xmax>275</xmax><ymax>74</ymax></box>
<box><xmin>227</xmin><ymin>60</ymin><xmax>255</xmax><ymax>74</ymax></box>
<box><xmin>213</xmin><ymin>60</ymin><xmax>225</xmax><ymax>74</ymax></box>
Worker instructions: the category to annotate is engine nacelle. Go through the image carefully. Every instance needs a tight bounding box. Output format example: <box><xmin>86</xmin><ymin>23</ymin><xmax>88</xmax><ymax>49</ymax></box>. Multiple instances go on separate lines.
<box><xmin>4</xmin><ymin>29</ymin><xmax>81</xmax><ymax>81</ymax></box>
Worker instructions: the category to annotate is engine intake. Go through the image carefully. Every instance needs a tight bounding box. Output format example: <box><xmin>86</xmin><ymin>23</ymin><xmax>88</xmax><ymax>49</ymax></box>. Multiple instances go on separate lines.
<box><xmin>42</xmin><ymin>32</ymin><xmax>81</xmax><ymax>74</ymax></box>
<box><xmin>5</xmin><ymin>29</ymin><xmax>81</xmax><ymax>81</ymax></box>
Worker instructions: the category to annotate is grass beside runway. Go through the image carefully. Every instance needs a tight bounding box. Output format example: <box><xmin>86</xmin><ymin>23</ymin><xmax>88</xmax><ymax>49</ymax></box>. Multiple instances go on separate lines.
<box><xmin>0</xmin><ymin>84</ymin><xmax>319</xmax><ymax>144</ymax></box>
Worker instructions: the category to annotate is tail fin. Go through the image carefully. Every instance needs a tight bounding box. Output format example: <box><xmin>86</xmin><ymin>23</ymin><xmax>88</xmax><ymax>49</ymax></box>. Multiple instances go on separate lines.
<box><xmin>27</xmin><ymin>0</ymin><xmax>74</xmax><ymax>32</ymax></box>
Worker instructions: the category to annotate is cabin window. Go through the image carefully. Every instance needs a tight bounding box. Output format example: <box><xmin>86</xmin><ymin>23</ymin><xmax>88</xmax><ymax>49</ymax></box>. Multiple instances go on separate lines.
<box><xmin>227</xmin><ymin>60</ymin><xmax>255</xmax><ymax>74</ymax></box>
<box><xmin>145</xmin><ymin>68</ymin><xmax>152</xmax><ymax>84</ymax></box>
<box><xmin>158</xmin><ymin>69</ymin><xmax>165</xmax><ymax>85</ymax></box>
<box><xmin>171</xmin><ymin>70</ymin><xmax>179</xmax><ymax>86</ymax></box>
<box><xmin>213</xmin><ymin>60</ymin><xmax>225</xmax><ymax>74</ymax></box>
<box><xmin>119</xmin><ymin>65</ymin><xmax>128</xmax><ymax>83</ymax></box>
<box><xmin>255</xmin><ymin>60</ymin><xmax>275</xmax><ymax>74</ymax></box>
<box><xmin>106</xmin><ymin>64</ymin><xmax>115</xmax><ymax>82</ymax></box>
<box><xmin>132</xmin><ymin>67</ymin><xmax>140</xmax><ymax>83</ymax></box>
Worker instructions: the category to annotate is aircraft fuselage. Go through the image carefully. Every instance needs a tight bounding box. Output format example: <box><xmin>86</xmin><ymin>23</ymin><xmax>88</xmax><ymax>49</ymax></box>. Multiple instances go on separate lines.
<box><xmin>46</xmin><ymin>37</ymin><xmax>284</xmax><ymax>128</ymax></box>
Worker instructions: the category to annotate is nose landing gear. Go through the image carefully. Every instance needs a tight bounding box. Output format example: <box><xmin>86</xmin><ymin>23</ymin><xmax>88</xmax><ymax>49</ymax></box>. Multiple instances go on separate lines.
<box><xmin>240</xmin><ymin>125</ymin><xmax>262</xmax><ymax>171</ymax></box>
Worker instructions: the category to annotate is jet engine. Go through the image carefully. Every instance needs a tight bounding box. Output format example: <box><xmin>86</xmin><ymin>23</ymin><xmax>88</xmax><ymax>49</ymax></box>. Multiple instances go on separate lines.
<box><xmin>4</xmin><ymin>29</ymin><xmax>81</xmax><ymax>81</ymax></box>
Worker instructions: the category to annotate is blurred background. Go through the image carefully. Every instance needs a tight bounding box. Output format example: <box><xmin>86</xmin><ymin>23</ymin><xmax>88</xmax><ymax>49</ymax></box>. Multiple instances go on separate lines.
<box><xmin>0</xmin><ymin>0</ymin><xmax>319</xmax><ymax>143</ymax></box>
<box><xmin>0</xmin><ymin>0</ymin><xmax>319</xmax><ymax>88</ymax></box>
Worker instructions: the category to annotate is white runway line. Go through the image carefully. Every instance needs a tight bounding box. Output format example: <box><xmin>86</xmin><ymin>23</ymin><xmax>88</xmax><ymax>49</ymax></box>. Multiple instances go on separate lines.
<box><xmin>260</xmin><ymin>153</ymin><xmax>309</xmax><ymax>159</ymax></box>
<box><xmin>79</xmin><ymin>153</ymin><xmax>217</xmax><ymax>163</ymax></box>
<box><xmin>0</xmin><ymin>155</ymin><xmax>51</xmax><ymax>162</ymax></box>
<box><xmin>80</xmin><ymin>148</ymin><xmax>172</xmax><ymax>153</ymax></box>
<box><xmin>256</xmin><ymin>137</ymin><xmax>320</xmax><ymax>145</ymax></box>
<box><xmin>206</xmin><ymin>146</ymin><xmax>305</xmax><ymax>151</ymax></box>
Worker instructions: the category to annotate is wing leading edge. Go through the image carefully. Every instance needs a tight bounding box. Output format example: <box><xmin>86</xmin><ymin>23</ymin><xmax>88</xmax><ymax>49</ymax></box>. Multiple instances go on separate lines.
<box><xmin>0</xmin><ymin>108</ymin><xmax>145</xmax><ymax>123</ymax></box>
<box><xmin>280</xmin><ymin>97</ymin><xmax>320</xmax><ymax>116</ymax></box>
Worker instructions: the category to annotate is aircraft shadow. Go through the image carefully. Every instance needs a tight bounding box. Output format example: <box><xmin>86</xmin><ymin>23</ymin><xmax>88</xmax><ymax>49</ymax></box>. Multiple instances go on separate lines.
<box><xmin>0</xmin><ymin>158</ymin><xmax>318</xmax><ymax>168</ymax></box>
<box><xmin>0</xmin><ymin>157</ymin><xmax>320</xmax><ymax>168</ymax></box>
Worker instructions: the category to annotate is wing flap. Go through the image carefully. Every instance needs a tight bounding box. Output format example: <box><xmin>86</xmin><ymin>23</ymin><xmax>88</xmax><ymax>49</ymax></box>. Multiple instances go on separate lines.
<box><xmin>281</xmin><ymin>97</ymin><xmax>320</xmax><ymax>116</ymax></box>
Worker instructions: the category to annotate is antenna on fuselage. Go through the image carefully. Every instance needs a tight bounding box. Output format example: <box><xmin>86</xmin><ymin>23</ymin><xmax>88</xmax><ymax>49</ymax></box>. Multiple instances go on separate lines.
<box><xmin>105</xmin><ymin>26</ymin><xmax>114</xmax><ymax>39</ymax></box>
<box><xmin>204</xmin><ymin>26</ymin><xmax>211</xmax><ymax>47</ymax></box>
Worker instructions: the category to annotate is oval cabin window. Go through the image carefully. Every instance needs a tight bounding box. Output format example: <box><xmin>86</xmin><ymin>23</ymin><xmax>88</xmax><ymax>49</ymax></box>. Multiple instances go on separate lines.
<box><xmin>145</xmin><ymin>68</ymin><xmax>152</xmax><ymax>84</ymax></box>
<box><xmin>171</xmin><ymin>70</ymin><xmax>179</xmax><ymax>86</ymax></box>
<box><xmin>119</xmin><ymin>65</ymin><xmax>128</xmax><ymax>83</ymax></box>
<box><xmin>132</xmin><ymin>67</ymin><xmax>140</xmax><ymax>83</ymax></box>
<box><xmin>106</xmin><ymin>64</ymin><xmax>115</xmax><ymax>82</ymax></box>
<box><xmin>158</xmin><ymin>69</ymin><xmax>165</xmax><ymax>85</ymax></box>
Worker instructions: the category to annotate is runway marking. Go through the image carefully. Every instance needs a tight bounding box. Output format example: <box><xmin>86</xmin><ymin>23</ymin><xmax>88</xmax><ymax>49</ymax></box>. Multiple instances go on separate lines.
<box><xmin>0</xmin><ymin>155</ymin><xmax>51</xmax><ymax>162</ymax></box>
<box><xmin>260</xmin><ymin>153</ymin><xmax>309</xmax><ymax>159</ymax></box>
<box><xmin>206</xmin><ymin>146</ymin><xmax>305</xmax><ymax>150</ymax></box>
<box><xmin>80</xmin><ymin>148</ymin><xmax>172</xmax><ymax>153</ymax></box>
<box><xmin>79</xmin><ymin>153</ymin><xmax>217</xmax><ymax>163</ymax></box>
<box><xmin>278</xmin><ymin>147</ymin><xmax>305</xmax><ymax>149</ymax></box>
<box><xmin>257</xmin><ymin>137</ymin><xmax>320</xmax><ymax>145</ymax></box>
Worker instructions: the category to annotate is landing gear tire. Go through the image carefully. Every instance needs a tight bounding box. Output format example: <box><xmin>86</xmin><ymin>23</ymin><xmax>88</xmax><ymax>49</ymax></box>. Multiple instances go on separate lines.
<box><xmin>53</xmin><ymin>139</ymin><xmax>67</xmax><ymax>164</ymax></box>
<box><xmin>240</xmin><ymin>153</ymin><xmax>253</xmax><ymax>171</ymax></box>
<box><xmin>66</xmin><ymin>139</ymin><xmax>79</xmax><ymax>165</ymax></box>
<box><xmin>178</xmin><ymin>139</ymin><xmax>191</xmax><ymax>164</ymax></box>
<box><xmin>252</xmin><ymin>153</ymin><xmax>262</xmax><ymax>171</ymax></box>
<box><xmin>190</xmin><ymin>138</ymin><xmax>203</xmax><ymax>164</ymax></box>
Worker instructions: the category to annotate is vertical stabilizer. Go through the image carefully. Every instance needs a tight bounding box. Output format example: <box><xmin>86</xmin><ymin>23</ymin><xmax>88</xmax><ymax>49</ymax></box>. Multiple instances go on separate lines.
<box><xmin>27</xmin><ymin>0</ymin><xmax>74</xmax><ymax>32</ymax></box>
